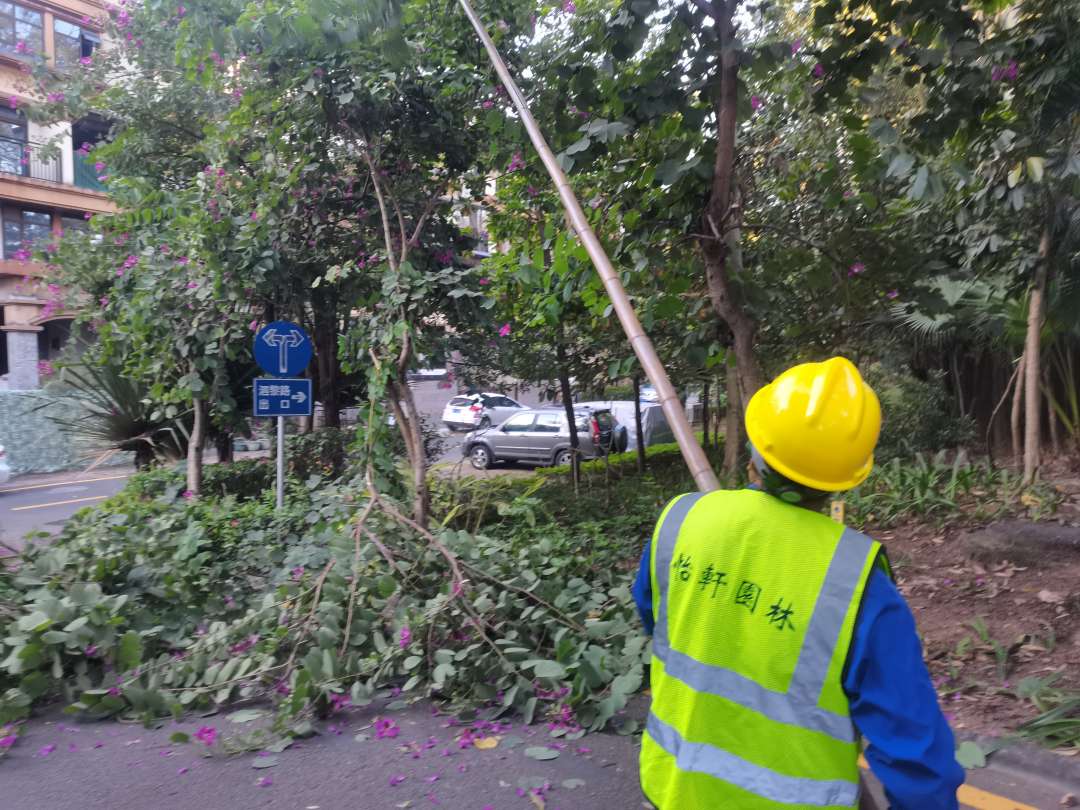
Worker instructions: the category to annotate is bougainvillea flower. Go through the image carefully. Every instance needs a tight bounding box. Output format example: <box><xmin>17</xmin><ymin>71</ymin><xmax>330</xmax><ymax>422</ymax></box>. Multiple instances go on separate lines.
<box><xmin>812</xmin><ymin>63</ymin><xmax>825</xmax><ymax>78</ymax></box>
<box><xmin>399</xmin><ymin>626</ymin><xmax>412</xmax><ymax>648</ymax></box>
<box><xmin>194</xmin><ymin>726</ymin><xmax>217</xmax><ymax>746</ymax></box>
<box><xmin>750</xmin><ymin>95</ymin><xmax>763</xmax><ymax>111</ymax></box>
<box><xmin>498</xmin><ymin>323</ymin><xmax>511</xmax><ymax>337</ymax></box>
<box><xmin>848</xmin><ymin>262</ymin><xmax>866</xmax><ymax>277</ymax></box>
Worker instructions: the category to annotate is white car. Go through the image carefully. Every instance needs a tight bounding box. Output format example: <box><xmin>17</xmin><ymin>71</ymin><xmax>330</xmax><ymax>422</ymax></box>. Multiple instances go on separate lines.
<box><xmin>0</xmin><ymin>444</ymin><xmax>10</xmax><ymax>485</ymax></box>
<box><xmin>442</xmin><ymin>392</ymin><xmax>526</xmax><ymax>432</ymax></box>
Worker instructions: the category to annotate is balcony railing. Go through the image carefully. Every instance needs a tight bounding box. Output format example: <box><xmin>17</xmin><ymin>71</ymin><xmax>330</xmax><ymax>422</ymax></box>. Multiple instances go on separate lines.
<box><xmin>0</xmin><ymin>139</ymin><xmax>62</xmax><ymax>183</ymax></box>
<box><xmin>73</xmin><ymin>153</ymin><xmax>105</xmax><ymax>191</ymax></box>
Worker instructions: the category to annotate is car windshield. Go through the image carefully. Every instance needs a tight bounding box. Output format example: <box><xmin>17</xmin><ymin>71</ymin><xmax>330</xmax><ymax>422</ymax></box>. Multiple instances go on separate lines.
<box><xmin>448</xmin><ymin>397</ymin><xmax>473</xmax><ymax>407</ymax></box>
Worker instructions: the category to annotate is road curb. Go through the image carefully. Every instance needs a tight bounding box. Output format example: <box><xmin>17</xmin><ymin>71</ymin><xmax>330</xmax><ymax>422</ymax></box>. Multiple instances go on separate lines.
<box><xmin>967</xmin><ymin>733</ymin><xmax>1080</xmax><ymax>791</ymax></box>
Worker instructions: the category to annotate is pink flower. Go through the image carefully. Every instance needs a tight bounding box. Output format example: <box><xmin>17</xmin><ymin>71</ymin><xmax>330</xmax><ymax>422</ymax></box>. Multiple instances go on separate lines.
<box><xmin>7</xmin><ymin>96</ymin><xmax>16</xmax><ymax>109</ymax></box>
<box><xmin>177</xmin><ymin>256</ymin><xmax>189</xmax><ymax>265</ymax></box>
<box><xmin>47</xmin><ymin>92</ymin><xmax>64</xmax><ymax>103</ymax></box>
<box><xmin>478</xmin><ymin>278</ymin><xmax>490</xmax><ymax>285</ymax></box>
<box><xmin>992</xmin><ymin>60</ymin><xmax>1018</xmax><ymax>83</ymax></box>
<box><xmin>389</xmin><ymin>775</ymin><xmax>406</xmax><ymax>786</ymax></box>
<box><xmin>79</xmin><ymin>56</ymin><xmax>93</xmax><ymax>67</ymax></box>
<box><xmin>193</xmin><ymin>726</ymin><xmax>217</xmax><ymax>747</ymax></box>
<box><xmin>562</xmin><ymin>0</ymin><xmax>575</xmax><ymax>12</ymax></box>
<box><xmin>14</xmin><ymin>40</ymin><xmax>26</xmax><ymax>53</ymax></box>
<box><xmin>375</xmin><ymin>718</ymin><xmax>400</xmax><ymax>739</ymax></box>
<box><xmin>0</xmin><ymin>735</ymin><xmax>16</xmax><ymax>749</ymax></box>
<box><xmin>250</xmin><ymin>211</ymin><xmax>258</xmax><ymax>221</ymax></box>
<box><xmin>507</xmin><ymin>151</ymin><xmax>525</xmax><ymax>172</ymax></box>
<box><xmin>38</xmin><ymin>744</ymin><xmax>56</xmax><ymax>757</ymax></box>
<box><xmin>249</xmin><ymin>319</ymin><xmax>259</xmax><ymax>332</ymax></box>
<box><xmin>99</xmin><ymin>295</ymin><xmax>109</xmax><ymax>307</ymax></box>
<box><xmin>790</xmin><ymin>38</ymin><xmax>803</xmax><ymax>55</ymax></box>
<box><xmin>94</xmin><ymin>161</ymin><xmax>106</xmax><ymax>173</ymax></box>
<box><xmin>83</xmin><ymin>212</ymin><xmax>92</xmax><ymax>219</ymax></box>
<box><xmin>182</xmin><ymin>489</ymin><xmax>194</xmax><ymax>499</ymax></box>
<box><xmin>750</xmin><ymin>95</ymin><xmax>763</xmax><ymax>112</ymax></box>
<box><xmin>400</xmin><ymin>627</ymin><xmax>412</xmax><ymax>648</ymax></box>
<box><xmin>481</xmin><ymin>100</ymin><xmax>494</xmax><ymax>110</ymax></box>
<box><xmin>256</xmin><ymin>776</ymin><xmax>273</xmax><ymax>787</ymax></box>
<box><xmin>848</xmin><ymin>262</ymin><xmax>866</xmax><ymax>277</ymax></box>
<box><xmin>812</xmin><ymin>63</ymin><xmax>825</xmax><ymax>78</ymax></box>
<box><xmin>886</xmin><ymin>289</ymin><xmax>899</xmax><ymax>299</ymax></box>
<box><xmin>186</xmin><ymin>281</ymin><xmax>198</xmax><ymax>289</ymax></box>
<box><xmin>177</xmin><ymin>5</ymin><xmax>186</xmax><ymax>17</ymax></box>
<box><xmin>498</xmin><ymin>323</ymin><xmax>511</xmax><ymax>337</ymax></box>
<box><xmin>290</xmin><ymin>565</ymin><xmax>304</xmax><ymax>580</ymax></box>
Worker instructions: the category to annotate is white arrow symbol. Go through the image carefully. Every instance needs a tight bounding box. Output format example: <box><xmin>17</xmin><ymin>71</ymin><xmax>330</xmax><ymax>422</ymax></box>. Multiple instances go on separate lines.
<box><xmin>262</xmin><ymin>328</ymin><xmax>306</xmax><ymax>373</ymax></box>
<box><xmin>291</xmin><ymin>390</ymin><xmax>307</xmax><ymax>404</ymax></box>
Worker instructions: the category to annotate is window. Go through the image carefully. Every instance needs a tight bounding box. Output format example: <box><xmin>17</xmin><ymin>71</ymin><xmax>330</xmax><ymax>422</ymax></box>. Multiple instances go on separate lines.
<box><xmin>3</xmin><ymin>207</ymin><xmax>51</xmax><ymax>258</ymax></box>
<box><xmin>53</xmin><ymin>19</ymin><xmax>98</xmax><ymax>68</ymax></box>
<box><xmin>0</xmin><ymin>3</ymin><xmax>42</xmax><ymax>57</ymax></box>
<box><xmin>487</xmin><ymin>396</ymin><xmax>516</xmax><ymax>408</ymax></box>
<box><xmin>501</xmin><ymin>413</ymin><xmax>534</xmax><ymax>432</ymax></box>
<box><xmin>448</xmin><ymin>396</ymin><xmax>474</xmax><ymax>407</ymax></box>
<box><xmin>533</xmin><ymin>413</ymin><xmax>563</xmax><ymax>434</ymax></box>
<box><xmin>0</xmin><ymin>107</ymin><xmax>26</xmax><ymax>175</ymax></box>
<box><xmin>60</xmin><ymin>215</ymin><xmax>87</xmax><ymax>235</ymax></box>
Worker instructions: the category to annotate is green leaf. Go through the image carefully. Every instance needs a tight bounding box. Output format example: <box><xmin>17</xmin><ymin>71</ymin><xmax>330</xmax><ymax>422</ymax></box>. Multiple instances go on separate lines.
<box><xmin>116</xmin><ymin>631</ymin><xmax>142</xmax><ymax>673</ymax></box>
<box><xmin>909</xmin><ymin>167</ymin><xmax>929</xmax><ymax>201</ymax></box>
<box><xmin>526</xmin><ymin>660</ymin><xmax>567</xmax><ymax>679</ymax></box>
<box><xmin>228</xmin><ymin>709</ymin><xmax>266</xmax><ymax>724</ymax></box>
<box><xmin>1025</xmin><ymin>157</ymin><xmax>1045</xmax><ymax>184</ymax></box>
<box><xmin>886</xmin><ymin>153</ymin><xmax>915</xmax><ymax>179</ymax></box>
<box><xmin>170</xmin><ymin>732</ymin><xmax>191</xmax><ymax>744</ymax></box>
<box><xmin>524</xmin><ymin>746</ymin><xmax>560</xmax><ymax>761</ymax></box>
<box><xmin>955</xmin><ymin>741</ymin><xmax>987</xmax><ymax>769</ymax></box>
<box><xmin>1007</xmin><ymin>163</ymin><xmax>1023</xmax><ymax>189</ymax></box>
<box><xmin>252</xmin><ymin>755</ymin><xmax>279</xmax><ymax>769</ymax></box>
<box><xmin>565</xmin><ymin>136</ymin><xmax>590</xmax><ymax>155</ymax></box>
<box><xmin>17</xmin><ymin>611</ymin><xmax>51</xmax><ymax>633</ymax></box>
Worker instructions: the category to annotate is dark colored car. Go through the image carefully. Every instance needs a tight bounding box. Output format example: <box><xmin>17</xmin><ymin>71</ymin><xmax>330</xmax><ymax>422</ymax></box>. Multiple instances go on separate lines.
<box><xmin>462</xmin><ymin>406</ymin><xmax>624</xmax><ymax>470</ymax></box>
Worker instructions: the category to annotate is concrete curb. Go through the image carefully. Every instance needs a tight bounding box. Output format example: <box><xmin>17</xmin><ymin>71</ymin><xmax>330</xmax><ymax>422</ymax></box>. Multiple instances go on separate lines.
<box><xmin>966</xmin><ymin>733</ymin><xmax>1080</xmax><ymax>791</ymax></box>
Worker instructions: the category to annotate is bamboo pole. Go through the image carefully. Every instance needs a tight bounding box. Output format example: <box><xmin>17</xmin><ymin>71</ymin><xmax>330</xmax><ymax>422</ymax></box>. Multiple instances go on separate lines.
<box><xmin>456</xmin><ymin>0</ymin><xmax>720</xmax><ymax>493</ymax></box>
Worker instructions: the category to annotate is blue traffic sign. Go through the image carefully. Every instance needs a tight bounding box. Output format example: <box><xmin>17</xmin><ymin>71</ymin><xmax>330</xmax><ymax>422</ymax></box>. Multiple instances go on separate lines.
<box><xmin>253</xmin><ymin>378</ymin><xmax>313</xmax><ymax>417</ymax></box>
<box><xmin>254</xmin><ymin>321</ymin><xmax>313</xmax><ymax>377</ymax></box>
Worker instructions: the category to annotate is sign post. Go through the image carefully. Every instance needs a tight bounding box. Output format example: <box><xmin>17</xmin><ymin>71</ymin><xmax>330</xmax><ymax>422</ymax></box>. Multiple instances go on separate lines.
<box><xmin>253</xmin><ymin>321</ymin><xmax>314</xmax><ymax>510</ymax></box>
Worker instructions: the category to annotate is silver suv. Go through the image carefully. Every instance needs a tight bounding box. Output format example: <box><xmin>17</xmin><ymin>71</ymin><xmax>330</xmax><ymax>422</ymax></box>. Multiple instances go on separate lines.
<box><xmin>462</xmin><ymin>407</ymin><xmax>624</xmax><ymax>470</ymax></box>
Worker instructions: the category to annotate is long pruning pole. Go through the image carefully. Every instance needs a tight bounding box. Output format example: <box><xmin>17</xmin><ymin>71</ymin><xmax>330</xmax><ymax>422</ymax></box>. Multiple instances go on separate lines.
<box><xmin>456</xmin><ymin>0</ymin><xmax>720</xmax><ymax>493</ymax></box>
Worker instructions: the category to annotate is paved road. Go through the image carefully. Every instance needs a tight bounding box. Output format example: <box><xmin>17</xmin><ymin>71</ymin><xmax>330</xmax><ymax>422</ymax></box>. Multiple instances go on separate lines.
<box><xmin>1</xmin><ymin>696</ymin><xmax>1073</xmax><ymax>810</ymax></box>
<box><xmin>0</xmin><ymin>471</ymin><xmax>131</xmax><ymax>552</ymax></box>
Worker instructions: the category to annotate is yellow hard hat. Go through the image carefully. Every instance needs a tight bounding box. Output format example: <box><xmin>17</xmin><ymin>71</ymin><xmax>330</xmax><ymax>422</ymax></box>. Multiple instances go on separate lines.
<box><xmin>744</xmin><ymin>357</ymin><xmax>881</xmax><ymax>492</ymax></box>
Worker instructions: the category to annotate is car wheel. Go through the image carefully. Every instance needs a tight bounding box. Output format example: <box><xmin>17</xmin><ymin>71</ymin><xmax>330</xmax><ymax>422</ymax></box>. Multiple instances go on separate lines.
<box><xmin>470</xmin><ymin>445</ymin><xmax>492</xmax><ymax>470</ymax></box>
<box><xmin>554</xmin><ymin>449</ymin><xmax>573</xmax><ymax>467</ymax></box>
<box><xmin>479</xmin><ymin>416</ymin><xmax>491</xmax><ymax>430</ymax></box>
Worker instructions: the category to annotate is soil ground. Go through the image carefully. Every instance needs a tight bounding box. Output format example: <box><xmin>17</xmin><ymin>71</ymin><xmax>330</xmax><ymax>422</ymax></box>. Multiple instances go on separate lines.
<box><xmin>877</xmin><ymin>474</ymin><xmax>1080</xmax><ymax>740</ymax></box>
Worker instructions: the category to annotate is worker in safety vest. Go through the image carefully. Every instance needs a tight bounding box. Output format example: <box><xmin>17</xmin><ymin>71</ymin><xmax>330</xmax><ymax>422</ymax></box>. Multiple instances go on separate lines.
<box><xmin>632</xmin><ymin>357</ymin><xmax>964</xmax><ymax>809</ymax></box>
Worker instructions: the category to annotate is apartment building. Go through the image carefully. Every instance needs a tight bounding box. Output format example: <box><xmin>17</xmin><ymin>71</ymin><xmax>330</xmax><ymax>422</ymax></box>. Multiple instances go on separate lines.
<box><xmin>0</xmin><ymin>0</ymin><xmax>115</xmax><ymax>390</ymax></box>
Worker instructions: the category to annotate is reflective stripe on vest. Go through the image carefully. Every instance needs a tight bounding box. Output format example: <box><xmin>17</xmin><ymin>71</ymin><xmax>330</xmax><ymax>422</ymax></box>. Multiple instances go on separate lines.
<box><xmin>645</xmin><ymin>712</ymin><xmax>860</xmax><ymax>807</ymax></box>
<box><xmin>652</xmin><ymin>492</ymin><xmax>874</xmax><ymax>744</ymax></box>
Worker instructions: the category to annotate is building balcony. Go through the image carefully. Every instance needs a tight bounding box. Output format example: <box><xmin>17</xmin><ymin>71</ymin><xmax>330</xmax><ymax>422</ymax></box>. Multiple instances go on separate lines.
<box><xmin>0</xmin><ymin>140</ymin><xmax>62</xmax><ymax>184</ymax></box>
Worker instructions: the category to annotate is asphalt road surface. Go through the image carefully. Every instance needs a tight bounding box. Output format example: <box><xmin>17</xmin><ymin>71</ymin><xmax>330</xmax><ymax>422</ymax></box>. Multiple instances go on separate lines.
<box><xmin>2</xmin><ymin>696</ymin><xmax>1074</xmax><ymax>810</ymax></box>
<box><xmin>0</xmin><ymin>471</ymin><xmax>131</xmax><ymax>552</ymax></box>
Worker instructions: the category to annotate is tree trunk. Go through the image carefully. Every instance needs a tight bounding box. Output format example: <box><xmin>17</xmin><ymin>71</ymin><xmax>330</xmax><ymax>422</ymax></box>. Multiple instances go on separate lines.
<box><xmin>701</xmin><ymin>380</ymin><xmax>711</xmax><ymax>449</ymax></box>
<box><xmin>1022</xmin><ymin>228</ymin><xmax>1051</xmax><ymax>484</ymax></box>
<box><xmin>697</xmin><ymin>1</ymin><xmax>764</xmax><ymax>409</ymax></box>
<box><xmin>389</xmin><ymin>376</ymin><xmax>429</xmax><ymax>527</ymax></box>
<box><xmin>1011</xmin><ymin>351</ymin><xmax>1026</xmax><ymax>462</ymax></box>
<box><xmin>723</xmin><ymin>367</ymin><xmax>741</xmax><ymax>477</ymax></box>
<box><xmin>187</xmin><ymin>397</ymin><xmax>205</xmax><ymax>495</ymax></box>
<box><xmin>215</xmin><ymin>431</ymin><xmax>234</xmax><ymax>464</ymax></box>
<box><xmin>1046</xmin><ymin>371</ymin><xmax>1061</xmax><ymax>458</ymax></box>
<box><xmin>633</xmin><ymin>375</ymin><xmax>646</xmax><ymax>474</ymax></box>
<box><xmin>313</xmin><ymin>295</ymin><xmax>341</xmax><ymax>429</ymax></box>
<box><xmin>556</xmin><ymin>339</ymin><xmax>580</xmax><ymax>492</ymax></box>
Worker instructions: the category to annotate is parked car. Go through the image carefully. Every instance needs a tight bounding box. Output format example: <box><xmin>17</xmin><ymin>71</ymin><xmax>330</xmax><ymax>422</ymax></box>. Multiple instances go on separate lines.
<box><xmin>462</xmin><ymin>406</ymin><xmax>622</xmax><ymax>470</ymax></box>
<box><xmin>638</xmin><ymin>384</ymin><xmax>660</xmax><ymax>403</ymax></box>
<box><xmin>575</xmin><ymin>400</ymin><xmax>674</xmax><ymax>451</ymax></box>
<box><xmin>442</xmin><ymin>392</ymin><xmax>526</xmax><ymax>431</ymax></box>
<box><xmin>0</xmin><ymin>444</ymin><xmax>10</xmax><ymax>485</ymax></box>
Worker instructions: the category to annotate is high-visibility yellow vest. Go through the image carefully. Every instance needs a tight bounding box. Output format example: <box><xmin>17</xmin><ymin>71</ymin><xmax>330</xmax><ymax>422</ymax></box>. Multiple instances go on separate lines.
<box><xmin>640</xmin><ymin>489</ymin><xmax>883</xmax><ymax>809</ymax></box>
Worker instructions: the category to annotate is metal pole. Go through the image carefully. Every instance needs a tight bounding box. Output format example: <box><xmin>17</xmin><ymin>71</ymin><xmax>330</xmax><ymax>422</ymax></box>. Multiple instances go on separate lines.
<box><xmin>456</xmin><ymin>0</ymin><xmax>719</xmax><ymax>494</ymax></box>
<box><xmin>276</xmin><ymin>416</ymin><xmax>284</xmax><ymax>510</ymax></box>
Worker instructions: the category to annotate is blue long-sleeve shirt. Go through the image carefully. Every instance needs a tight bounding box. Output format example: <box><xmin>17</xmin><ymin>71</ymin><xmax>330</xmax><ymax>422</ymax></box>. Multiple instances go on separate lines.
<box><xmin>633</xmin><ymin>540</ymin><xmax>964</xmax><ymax>810</ymax></box>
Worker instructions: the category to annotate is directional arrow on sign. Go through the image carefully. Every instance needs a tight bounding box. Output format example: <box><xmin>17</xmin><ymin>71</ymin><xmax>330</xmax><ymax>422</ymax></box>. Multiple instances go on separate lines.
<box><xmin>291</xmin><ymin>391</ymin><xmax>307</xmax><ymax>404</ymax></box>
<box><xmin>261</xmin><ymin>328</ymin><xmax>306</xmax><ymax>374</ymax></box>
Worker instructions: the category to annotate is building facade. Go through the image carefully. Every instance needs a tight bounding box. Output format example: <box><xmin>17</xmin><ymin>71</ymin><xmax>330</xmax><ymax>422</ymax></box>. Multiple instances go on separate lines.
<box><xmin>0</xmin><ymin>0</ymin><xmax>114</xmax><ymax>390</ymax></box>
